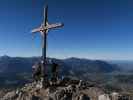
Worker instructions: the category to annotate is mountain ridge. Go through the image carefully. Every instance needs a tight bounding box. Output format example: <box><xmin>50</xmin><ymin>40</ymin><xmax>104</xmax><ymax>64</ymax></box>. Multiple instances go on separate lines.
<box><xmin>0</xmin><ymin>55</ymin><xmax>120</xmax><ymax>74</ymax></box>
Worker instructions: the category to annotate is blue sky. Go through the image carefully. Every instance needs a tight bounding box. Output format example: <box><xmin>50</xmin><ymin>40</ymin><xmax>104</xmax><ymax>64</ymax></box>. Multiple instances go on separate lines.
<box><xmin>0</xmin><ymin>0</ymin><xmax>133</xmax><ymax>60</ymax></box>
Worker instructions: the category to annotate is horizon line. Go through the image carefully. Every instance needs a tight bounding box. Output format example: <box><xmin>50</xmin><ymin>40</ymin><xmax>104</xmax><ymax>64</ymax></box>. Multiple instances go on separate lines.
<box><xmin>1</xmin><ymin>54</ymin><xmax>133</xmax><ymax>61</ymax></box>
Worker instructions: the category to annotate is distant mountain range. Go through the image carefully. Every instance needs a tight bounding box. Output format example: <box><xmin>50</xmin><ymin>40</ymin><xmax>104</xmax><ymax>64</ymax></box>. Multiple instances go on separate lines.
<box><xmin>1</xmin><ymin>55</ymin><xmax>133</xmax><ymax>88</ymax></box>
<box><xmin>0</xmin><ymin>55</ymin><xmax>120</xmax><ymax>75</ymax></box>
<box><xmin>108</xmin><ymin>60</ymin><xmax>133</xmax><ymax>71</ymax></box>
<box><xmin>1</xmin><ymin>55</ymin><xmax>133</xmax><ymax>92</ymax></box>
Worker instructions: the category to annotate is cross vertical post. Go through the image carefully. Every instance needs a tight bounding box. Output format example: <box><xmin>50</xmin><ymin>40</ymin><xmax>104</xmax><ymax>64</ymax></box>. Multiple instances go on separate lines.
<box><xmin>42</xmin><ymin>31</ymin><xmax>47</xmax><ymax>80</ymax></box>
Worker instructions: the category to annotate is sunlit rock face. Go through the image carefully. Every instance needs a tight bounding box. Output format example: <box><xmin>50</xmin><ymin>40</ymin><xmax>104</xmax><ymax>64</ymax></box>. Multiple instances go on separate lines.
<box><xmin>98</xmin><ymin>94</ymin><xmax>110</xmax><ymax>100</ymax></box>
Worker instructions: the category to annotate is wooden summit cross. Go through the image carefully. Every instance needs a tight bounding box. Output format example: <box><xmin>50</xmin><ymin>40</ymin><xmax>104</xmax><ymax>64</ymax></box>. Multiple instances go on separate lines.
<box><xmin>31</xmin><ymin>5</ymin><xmax>64</xmax><ymax>80</ymax></box>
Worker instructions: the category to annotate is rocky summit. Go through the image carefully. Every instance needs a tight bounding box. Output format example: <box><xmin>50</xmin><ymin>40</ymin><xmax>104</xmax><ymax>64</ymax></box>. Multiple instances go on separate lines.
<box><xmin>1</xmin><ymin>78</ymin><xmax>104</xmax><ymax>100</ymax></box>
